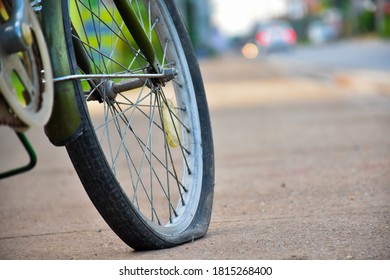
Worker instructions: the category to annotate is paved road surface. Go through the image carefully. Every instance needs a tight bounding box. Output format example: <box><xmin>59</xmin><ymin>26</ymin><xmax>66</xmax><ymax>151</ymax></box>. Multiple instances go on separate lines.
<box><xmin>0</xmin><ymin>41</ymin><xmax>389</xmax><ymax>259</ymax></box>
<box><xmin>269</xmin><ymin>38</ymin><xmax>390</xmax><ymax>72</ymax></box>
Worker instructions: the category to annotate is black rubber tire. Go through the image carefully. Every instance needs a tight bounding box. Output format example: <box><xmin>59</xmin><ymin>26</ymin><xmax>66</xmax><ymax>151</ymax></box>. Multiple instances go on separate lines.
<box><xmin>62</xmin><ymin>0</ymin><xmax>215</xmax><ymax>250</ymax></box>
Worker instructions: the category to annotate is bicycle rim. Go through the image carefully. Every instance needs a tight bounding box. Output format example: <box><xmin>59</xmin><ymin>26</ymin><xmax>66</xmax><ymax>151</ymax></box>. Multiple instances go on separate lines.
<box><xmin>67</xmin><ymin>0</ymin><xmax>204</xmax><ymax>236</ymax></box>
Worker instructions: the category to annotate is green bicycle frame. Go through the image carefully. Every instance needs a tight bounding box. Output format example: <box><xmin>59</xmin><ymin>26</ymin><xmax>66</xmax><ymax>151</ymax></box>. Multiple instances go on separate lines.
<box><xmin>113</xmin><ymin>0</ymin><xmax>159</xmax><ymax>73</ymax></box>
<box><xmin>41</xmin><ymin>0</ymin><xmax>158</xmax><ymax>146</ymax></box>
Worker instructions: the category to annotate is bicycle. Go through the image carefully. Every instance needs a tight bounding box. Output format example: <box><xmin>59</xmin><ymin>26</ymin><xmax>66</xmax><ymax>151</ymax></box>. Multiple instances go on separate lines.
<box><xmin>0</xmin><ymin>0</ymin><xmax>214</xmax><ymax>250</ymax></box>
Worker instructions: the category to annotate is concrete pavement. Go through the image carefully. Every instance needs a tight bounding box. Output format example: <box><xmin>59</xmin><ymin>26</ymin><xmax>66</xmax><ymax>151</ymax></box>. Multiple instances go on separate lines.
<box><xmin>0</xmin><ymin>54</ymin><xmax>389</xmax><ymax>259</ymax></box>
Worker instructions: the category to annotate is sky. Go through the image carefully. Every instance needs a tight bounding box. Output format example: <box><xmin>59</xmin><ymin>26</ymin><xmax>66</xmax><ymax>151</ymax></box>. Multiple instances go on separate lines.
<box><xmin>210</xmin><ymin>0</ymin><xmax>288</xmax><ymax>37</ymax></box>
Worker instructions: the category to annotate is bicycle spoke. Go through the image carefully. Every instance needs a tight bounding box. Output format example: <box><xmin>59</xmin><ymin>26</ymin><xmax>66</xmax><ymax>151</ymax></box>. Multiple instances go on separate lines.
<box><xmin>110</xmin><ymin>100</ymin><xmax>179</xmax><ymax>222</ymax></box>
<box><xmin>69</xmin><ymin>0</ymin><xmax>202</xmax><ymax>228</ymax></box>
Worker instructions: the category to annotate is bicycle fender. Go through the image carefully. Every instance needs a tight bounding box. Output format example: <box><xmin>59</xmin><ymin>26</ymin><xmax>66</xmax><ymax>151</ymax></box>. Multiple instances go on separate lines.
<box><xmin>41</xmin><ymin>1</ymin><xmax>82</xmax><ymax>146</ymax></box>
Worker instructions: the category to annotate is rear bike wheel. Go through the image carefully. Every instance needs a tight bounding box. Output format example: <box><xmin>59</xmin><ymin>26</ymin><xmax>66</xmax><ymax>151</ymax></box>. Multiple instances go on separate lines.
<box><xmin>60</xmin><ymin>0</ymin><xmax>214</xmax><ymax>250</ymax></box>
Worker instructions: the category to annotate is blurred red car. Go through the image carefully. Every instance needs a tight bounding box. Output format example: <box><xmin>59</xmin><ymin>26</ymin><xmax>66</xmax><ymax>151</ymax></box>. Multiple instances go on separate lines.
<box><xmin>254</xmin><ymin>20</ymin><xmax>296</xmax><ymax>52</ymax></box>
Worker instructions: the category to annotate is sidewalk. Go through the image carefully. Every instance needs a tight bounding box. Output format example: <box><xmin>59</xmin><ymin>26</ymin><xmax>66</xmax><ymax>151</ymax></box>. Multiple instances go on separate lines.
<box><xmin>0</xmin><ymin>55</ymin><xmax>389</xmax><ymax>260</ymax></box>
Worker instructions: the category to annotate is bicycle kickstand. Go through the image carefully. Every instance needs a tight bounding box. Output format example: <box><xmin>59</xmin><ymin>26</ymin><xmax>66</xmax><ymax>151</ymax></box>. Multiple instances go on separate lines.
<box><xmin>0</xmin><ymin>132</ymin><xmax>37</xmax><ymax>179</ymax></box>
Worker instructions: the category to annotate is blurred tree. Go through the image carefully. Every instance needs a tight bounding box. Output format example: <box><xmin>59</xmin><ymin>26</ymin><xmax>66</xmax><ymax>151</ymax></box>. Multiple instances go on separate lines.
<box><xmin>377</xmin><ymin>0</ymin><xmax>390</xmax><ymax>37</ymax></box>
<box><xmin>175</xmin><ymin>0</ymin><xmax>212</xmax><ymax>54</ymax></box>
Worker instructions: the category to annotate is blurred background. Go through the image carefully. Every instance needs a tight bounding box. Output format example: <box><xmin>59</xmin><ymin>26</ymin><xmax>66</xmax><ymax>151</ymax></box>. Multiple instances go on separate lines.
<box><xmin>176</xmin><ymin>0</ymin><xmax>390</xmax><ymax>56</ymax></box>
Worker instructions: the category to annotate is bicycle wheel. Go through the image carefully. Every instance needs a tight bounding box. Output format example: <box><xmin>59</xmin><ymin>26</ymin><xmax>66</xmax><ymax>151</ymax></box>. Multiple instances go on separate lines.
<box><xmin>61</xmin><ymin>0</ymin><xmax>214</xmax><ymax>250</ymax></box>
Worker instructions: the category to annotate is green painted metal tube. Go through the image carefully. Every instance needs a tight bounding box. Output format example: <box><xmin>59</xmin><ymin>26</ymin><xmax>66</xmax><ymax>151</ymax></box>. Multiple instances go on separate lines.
<box><xmin>0</xmin><ymin>133</ymin><xmax>37</xmax><ymax>179</ymax></box>
<box><xmin>113</xmin><ymin>0</ymin><xmax>159</xmax><ymax>72</ymax></box>
<box><xmin>41</xmin><ymin>0</ymin><xmax>82</xmax><ymax>146</ymax></box>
